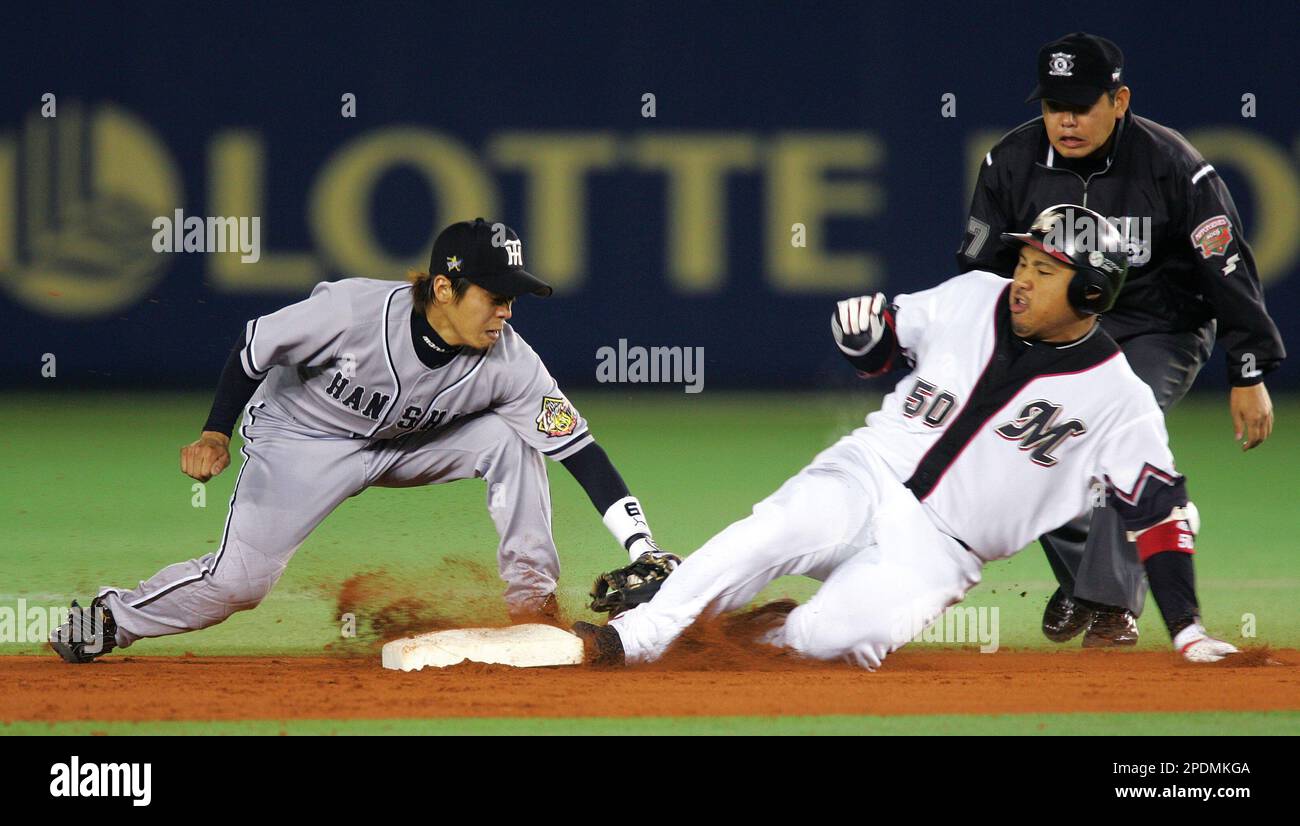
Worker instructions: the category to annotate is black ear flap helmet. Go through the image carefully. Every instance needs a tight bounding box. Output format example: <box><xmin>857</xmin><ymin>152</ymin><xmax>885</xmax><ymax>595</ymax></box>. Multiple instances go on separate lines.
<box><xmin>1001</xmin><ymin>203</ymin><xmax>1130</xmax><ymax>315</ymax></box>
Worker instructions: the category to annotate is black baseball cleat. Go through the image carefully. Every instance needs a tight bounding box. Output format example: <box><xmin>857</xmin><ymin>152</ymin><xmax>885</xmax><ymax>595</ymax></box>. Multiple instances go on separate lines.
<box><xmin>49</xmin><ymin>598</ymin><xmax>118</xmax><ymax>664</ymax></box>
<box><xmin>1082</xmin><ymin>603</ymin><xmax>1140</xmax><ymax>647</ymax></box>
<box><xmin>571</xmin><ymin>621</ymin><xmax>625</xmax><ymax>666</ymax></box>
<box><xmin>1041</xmin><ymin>587</ymin><xmax>1092</xmax><ymax>643</ymax></box>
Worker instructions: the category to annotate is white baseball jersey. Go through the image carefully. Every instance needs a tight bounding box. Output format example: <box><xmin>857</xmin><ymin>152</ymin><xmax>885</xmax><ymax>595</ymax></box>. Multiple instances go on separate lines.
<box><xmin>240</xmin><ymin>278</ymin><xmax>592</xmax><ymax>460</ymax></box>
<box><xmin>852</xmin><ymin>270</ymin><xmax>1185</xmax><ymax>560</ymax></box>
<box><xmin>611</xmin><ymin>270</ymin><xmax>1194</xmax><ymax>668</ymax></box>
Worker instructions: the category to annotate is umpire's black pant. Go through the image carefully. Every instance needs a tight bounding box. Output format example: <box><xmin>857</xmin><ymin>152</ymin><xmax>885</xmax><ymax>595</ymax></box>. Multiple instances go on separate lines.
<box><xmin>1039</xmin><ymin>321</ymin><xmax>1215</xmax><ymax>616</ymax></box>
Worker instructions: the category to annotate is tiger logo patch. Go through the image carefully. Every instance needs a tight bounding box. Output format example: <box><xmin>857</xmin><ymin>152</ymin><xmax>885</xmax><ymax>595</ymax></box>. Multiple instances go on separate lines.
<box><xmin>535</xmin><ymin>396</ymin><xmax>577</xmax><ymax>437</ymax></box>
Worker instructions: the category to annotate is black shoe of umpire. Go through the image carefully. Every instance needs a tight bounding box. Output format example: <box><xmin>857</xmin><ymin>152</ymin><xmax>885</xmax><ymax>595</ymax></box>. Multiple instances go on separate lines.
<box><xmin>1041</xmin><ymin>587</ymin><xmax>1092</xmax><ymax>643</ymax></box>
<box><xmin>49</xmin><ymin>598</ymin><xmax>118</xmax><ymax>664</ymax></box>
<box><xmin>1082</xmin><ymin>603</ymin><xmax>1140</xmax><ymax>647</ymax></box>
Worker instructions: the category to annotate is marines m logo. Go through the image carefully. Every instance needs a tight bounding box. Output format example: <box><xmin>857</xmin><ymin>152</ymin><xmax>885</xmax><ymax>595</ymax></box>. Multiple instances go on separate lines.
<box><xmin>995</xmin><ymin>400</ymin><xmax>1087</xmax><ymax>467</ymax></box>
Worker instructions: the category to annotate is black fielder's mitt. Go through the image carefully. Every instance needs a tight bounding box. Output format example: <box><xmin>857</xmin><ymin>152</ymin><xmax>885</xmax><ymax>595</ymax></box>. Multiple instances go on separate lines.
<box><xmin>589</xmin><ymin>550</ymin><xmax>681</xmax><ymax>617</ymax></box>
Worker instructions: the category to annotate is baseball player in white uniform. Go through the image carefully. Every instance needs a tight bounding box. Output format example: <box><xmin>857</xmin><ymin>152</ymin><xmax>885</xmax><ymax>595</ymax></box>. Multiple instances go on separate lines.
<box><xmin>575</xmin><ymin>205</ymin><xmax>1237</xmax><ymax>668</ymax></box>
<box><xmin>50</xmin><ymin>218</ymin><xmax>676</xmax><ymax>663</ymax></box>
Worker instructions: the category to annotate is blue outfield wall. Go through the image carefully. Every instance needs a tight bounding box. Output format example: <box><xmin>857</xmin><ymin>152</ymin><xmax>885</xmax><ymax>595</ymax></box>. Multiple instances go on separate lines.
<box><xmin>2</xmin><ymin>1</ymin><xmax>1296</xmax><ymax>391</ymax></box>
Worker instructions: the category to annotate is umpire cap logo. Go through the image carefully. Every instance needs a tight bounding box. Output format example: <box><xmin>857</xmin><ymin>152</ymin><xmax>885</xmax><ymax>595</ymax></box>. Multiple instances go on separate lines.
<box><xmin>1048</xmin><ymin>52</ymin><xmax>1075</xmax><ymax>77</ymax></box>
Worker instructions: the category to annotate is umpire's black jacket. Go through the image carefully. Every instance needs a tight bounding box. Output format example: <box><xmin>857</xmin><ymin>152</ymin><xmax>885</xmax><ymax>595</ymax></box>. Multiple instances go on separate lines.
<box><xmin>958</xmin><ymin>110</ymin><xmax>1285</xmax><ymax>386</ymax></box>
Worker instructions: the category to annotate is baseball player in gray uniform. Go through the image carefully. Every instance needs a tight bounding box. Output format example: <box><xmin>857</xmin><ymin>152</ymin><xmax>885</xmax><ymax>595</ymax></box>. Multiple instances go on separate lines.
<box><xmin>50</xmin><ymin>218</ymin><xmax>675</xmax><ymax>663</ymax></box>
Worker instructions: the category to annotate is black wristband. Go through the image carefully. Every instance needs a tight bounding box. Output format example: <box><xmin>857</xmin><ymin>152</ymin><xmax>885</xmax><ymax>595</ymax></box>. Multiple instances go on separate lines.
<box><xmin>839</xmin><ymin>309</ymin><xmax>900</xmax><ymax>375</ymax></box>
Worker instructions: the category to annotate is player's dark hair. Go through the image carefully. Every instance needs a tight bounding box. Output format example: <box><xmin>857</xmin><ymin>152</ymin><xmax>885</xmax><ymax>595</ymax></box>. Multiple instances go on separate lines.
<box><xmin>407</xmin><ymin>270</ymin><xmax>472</xmax><ymax>310</ymax></box>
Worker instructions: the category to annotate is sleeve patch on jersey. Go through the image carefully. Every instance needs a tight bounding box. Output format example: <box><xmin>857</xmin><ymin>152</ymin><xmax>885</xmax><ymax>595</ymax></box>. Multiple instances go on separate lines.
<box><xmin>1190</xmin><ymin>215</ymin><xmax>1233</xmax><ymax>258</ymax></box>
<box><xmin>535</xmin><ymin>395</ymin><xmax>578</xmax><ymax>438</ymax></box>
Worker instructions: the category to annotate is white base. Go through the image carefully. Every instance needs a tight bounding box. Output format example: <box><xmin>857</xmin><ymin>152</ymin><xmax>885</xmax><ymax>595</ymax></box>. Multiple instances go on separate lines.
<box><xmin>381</xmin><ymin>624</ymin><xmax>584</xmax><ymax>671</ymax></box>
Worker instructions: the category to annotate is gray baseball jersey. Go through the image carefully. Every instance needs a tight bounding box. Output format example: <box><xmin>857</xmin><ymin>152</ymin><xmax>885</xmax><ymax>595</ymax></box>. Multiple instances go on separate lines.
<box><xmin>244</xmin><ymin>278</ymin><xmax>591</xmax><ymax>458</ymax></box>
<box><xmin>100</xmin><ymin>278</ymin><xmax>586</xmax><ymax>646</ymax></box>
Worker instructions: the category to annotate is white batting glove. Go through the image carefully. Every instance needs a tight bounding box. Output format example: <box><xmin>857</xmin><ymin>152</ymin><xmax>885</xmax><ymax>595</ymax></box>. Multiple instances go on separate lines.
<box><xmin>1173</xmin><ymin>622</ymin><xmax>1239</xmax><ymax>663</ymax></box>
<box><xmin>832</xmin><ymin>293</ymin><xmax>888</xmax><ymax>357</ymax></box>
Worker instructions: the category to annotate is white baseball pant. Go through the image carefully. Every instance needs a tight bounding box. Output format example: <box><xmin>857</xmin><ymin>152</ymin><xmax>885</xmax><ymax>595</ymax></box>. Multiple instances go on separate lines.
<box><xmin>610</xmin><ymin>435</ymin><xmax>984</xmax><ymax>668</ymax></box>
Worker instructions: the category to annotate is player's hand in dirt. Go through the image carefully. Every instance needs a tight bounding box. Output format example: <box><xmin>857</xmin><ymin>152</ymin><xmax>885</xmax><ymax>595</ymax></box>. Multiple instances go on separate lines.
<box><xmin>1229</xmin><ymin>383</ymin><xmax>1273</xmax><ymax>451</ymax></box>
<box><xmin>181</xmin><ymin>431</ymin><xmax>231</xmax><ymax>482</ymax></box>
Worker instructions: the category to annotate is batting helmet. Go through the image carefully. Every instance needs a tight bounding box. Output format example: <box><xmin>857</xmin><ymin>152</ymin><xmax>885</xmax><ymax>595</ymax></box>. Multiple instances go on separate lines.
<box><xmin>1001</xmin><ymin>204</ymin><xmax>1129</xmax><ymax>315</ymax></box>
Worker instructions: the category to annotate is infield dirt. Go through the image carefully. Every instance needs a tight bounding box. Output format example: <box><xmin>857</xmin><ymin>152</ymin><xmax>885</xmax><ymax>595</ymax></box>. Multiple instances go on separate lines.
<box><xmin>6</xmin><ymin>646</ymin><xmax>1297</xmax><ymax>722</ymax></box>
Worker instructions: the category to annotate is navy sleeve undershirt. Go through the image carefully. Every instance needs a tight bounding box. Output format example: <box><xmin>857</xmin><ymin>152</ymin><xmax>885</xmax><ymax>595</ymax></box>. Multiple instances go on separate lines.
<box><xmin>561</xmin><ymin>441</ymin><xmax>631</xmax><ymax>515</ymax></box>
<box><xmin>202</xmin><ymin>328</ymin><xmax>264</xmax><ymax>436</ymax></box>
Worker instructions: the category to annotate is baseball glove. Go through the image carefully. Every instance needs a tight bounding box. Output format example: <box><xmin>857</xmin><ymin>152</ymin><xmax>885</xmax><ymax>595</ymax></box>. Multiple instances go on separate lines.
<box><xmin>590</xmin><ymin>548</ymin><xmax>681</xmax><ymax>617</ymax></box>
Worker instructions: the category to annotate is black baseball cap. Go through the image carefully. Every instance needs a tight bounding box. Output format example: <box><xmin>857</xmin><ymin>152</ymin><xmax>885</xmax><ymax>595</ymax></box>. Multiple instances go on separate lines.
<box><xmin>1026</xmin><ymin>33</ymin><xmax>1125</xmax><ymax>107</ymax></box>
<box><xmin>429</xmin><ymin>218</ymin><xmax>553</xmax><ymax>298</ymax></box>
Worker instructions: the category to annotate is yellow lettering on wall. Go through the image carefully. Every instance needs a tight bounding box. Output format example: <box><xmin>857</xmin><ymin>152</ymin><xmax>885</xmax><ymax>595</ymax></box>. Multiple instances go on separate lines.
<box><xmin>631</xmin><ymin>134</ymin><xmax>759</xmax><ymax>292</ymax></box>
<box><xmin>24</xmin><ymin>111</ymin><xmax>48</xmax><ymax>254</ymax></box>
<box><xmin>0</xmin><ymin>137</ymin><xmax>12</xmax><ymax>274</ymax></box>
<box><xmin>311</xmin><ymin>129</ymin><xmax>496</xmax><ymax>279</ymax></box>
<box><xmin>208</xmin><ymin>131</ymin><xmax>321</xmax><ymax>291</ymax></box>
<box><xmin>1186</xmin><ymin>128</ymin><xmax>1300</xmax><ymax>287</ymax></box>
<box><xmin>488</xmin><ymin>133</ymin><xmax>617</xmax><ymax>289</ymax></box>
<box><xmin>1</xmin><ymin>104</ymin><xmax>178</xmax><ymax>317</ymax></box>
<box><xmin>57</xmin><ymin>105</ymin><xmax>82</xmax><ymax>227</ymax></box>
<box><xmin>766</xmin><ymin>133</ymin><xmax>884</xmax><ymax>292</ymax></box>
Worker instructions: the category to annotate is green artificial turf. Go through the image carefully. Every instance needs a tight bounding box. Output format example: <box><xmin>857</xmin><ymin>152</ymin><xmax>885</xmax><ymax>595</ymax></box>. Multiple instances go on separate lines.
<box><xmin>1</xmin><ymin>390</ymin><xmax>1296</xmax><ymax>657</ymax></box>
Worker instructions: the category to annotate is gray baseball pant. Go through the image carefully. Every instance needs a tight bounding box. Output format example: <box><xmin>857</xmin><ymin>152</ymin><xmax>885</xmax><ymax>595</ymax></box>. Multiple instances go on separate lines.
<box><xmin>100</xmin><ymin>406</ymin><xmax>558</xmax><ymax>646</ymax></box>
<box><xmin>1039</xmin><ymin>321</ymin><xmax>1215</xmax><ymax>615</ymax></box>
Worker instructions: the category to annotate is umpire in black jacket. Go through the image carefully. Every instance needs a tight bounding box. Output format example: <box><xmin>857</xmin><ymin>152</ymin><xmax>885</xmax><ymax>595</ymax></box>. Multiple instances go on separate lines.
<box><xmin>958</xmin><ymin>32</ymin><xmax>1285</xmax><ymax>646</ymax></box>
